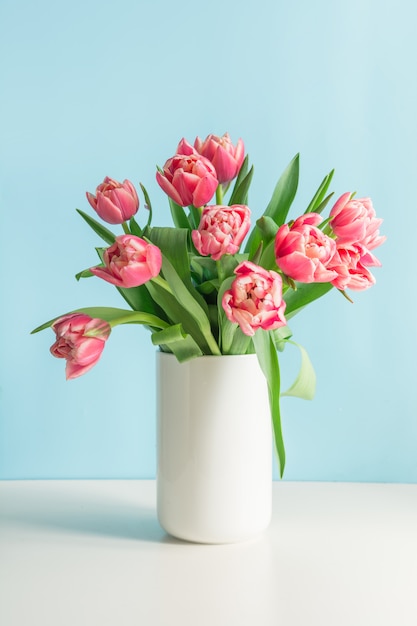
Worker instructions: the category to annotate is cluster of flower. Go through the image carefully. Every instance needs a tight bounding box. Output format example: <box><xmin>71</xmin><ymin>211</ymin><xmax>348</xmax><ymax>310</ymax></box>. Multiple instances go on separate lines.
<box><xmin>45</xmin><ymin>133</ymin><xmax>385</xmax><ymax>380</ymax></box>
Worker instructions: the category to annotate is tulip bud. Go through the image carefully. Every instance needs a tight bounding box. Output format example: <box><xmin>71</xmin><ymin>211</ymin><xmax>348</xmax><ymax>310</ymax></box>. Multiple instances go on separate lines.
<box><xmin>86</xmin><ymin>177</ymin><xmax>139</xmax><ymax>225</ymax></box>
<box><xmin>90</xmin><ymin>235</ymin><xmax>162</xmax><ymax>288</ymax></box>
<box><xmin>50</xmin><ymin>313</ymin><xmax>111</xmax><ymax>380</ymax></box>
<box><xmin>156</xmin><ymin>150</ymin><xmax>218</xmax><ymax>208</ymax></box>
<box><xmin>194</xmin><ymin>133</ymin><xmax>245</xmax><ymax>184</ymax></box>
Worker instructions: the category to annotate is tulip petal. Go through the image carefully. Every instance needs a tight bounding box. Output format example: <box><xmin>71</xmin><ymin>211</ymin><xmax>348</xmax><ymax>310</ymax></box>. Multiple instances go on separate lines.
<box><xmin>156</xmin><ymin>171</ymin><xmax>184</xmax><ymax>206</ymax></box>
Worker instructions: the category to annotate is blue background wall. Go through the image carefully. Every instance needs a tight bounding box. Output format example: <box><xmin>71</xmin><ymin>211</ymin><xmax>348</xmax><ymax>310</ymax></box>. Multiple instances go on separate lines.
<box><xmin>1</xmin><ymin>0</ymin><xmax>416</xmax><ymax>481</ymax></box>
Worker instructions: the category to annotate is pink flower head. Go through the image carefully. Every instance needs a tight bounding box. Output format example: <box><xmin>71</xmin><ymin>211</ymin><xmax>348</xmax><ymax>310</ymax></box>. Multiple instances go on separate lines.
<box><xmin>274</xmin><ymin>213</ymin><xmax>338</xmax><ymax>283</ymax></box>
<box><xmin>330</xmin><ymin>193</ymin><xmax>386</xmax><ymax>251</ymax></box>
<box><xmin>192</xmin><ymin>204</ymin><xmax>251</xmax><ymax>260</ymax></box>
<box><xmin>86</xmin><ymin>177</ymin><xmax>139</xmax><ymax>225</ymax></box>
<box><xmin>156</xmin><ymin>143</ymin><xmax>218</xmax><ymax>207</ymax></box>
<box><xmin>50</xmin><ymin>313</ymin><xmax>111</xmax><ymax>380</ymax></box>
<box><xmin>90</xmin><ymin>234</ymin><xmax>162</xmax><ymax>288</ymax></box>
<box><xmin>328</xmin><ymin>244</ymin><xmax>377</xmax><ymax>291</ymax></box>
<box><xmin>222</xmin><ymin>261</ymin><xmax>287</xmax><ymax>337</ymax></box>
<box><xmin>194</xmin><ymin>132</ymin><xmax>245</xmax><ymax>184</ymax></box>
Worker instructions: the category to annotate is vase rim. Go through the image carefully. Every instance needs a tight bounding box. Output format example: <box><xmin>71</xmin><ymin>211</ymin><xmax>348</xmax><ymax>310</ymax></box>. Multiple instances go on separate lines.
<box><xmin>157</xmin><ymin>350</ymin><xmax>257</xmax><ymax>361</ymax></box>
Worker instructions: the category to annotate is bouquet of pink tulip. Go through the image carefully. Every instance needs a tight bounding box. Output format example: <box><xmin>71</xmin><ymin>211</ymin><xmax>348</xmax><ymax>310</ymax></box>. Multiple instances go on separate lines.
<box><xmin>33</xmin><ymin>133</ymin><xmax>385</xmax><ymax>475</ymax></box>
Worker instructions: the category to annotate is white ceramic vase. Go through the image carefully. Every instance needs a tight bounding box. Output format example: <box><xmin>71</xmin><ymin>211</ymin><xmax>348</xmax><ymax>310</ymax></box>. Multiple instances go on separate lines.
<box><xmin>156</xmin><ymin>351</ymin><xmax>272</xmax><ymax>544</ymax></box>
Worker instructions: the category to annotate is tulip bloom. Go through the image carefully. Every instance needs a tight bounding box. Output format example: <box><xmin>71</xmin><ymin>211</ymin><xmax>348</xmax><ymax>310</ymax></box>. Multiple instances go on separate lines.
<box><xmin>50</xmin><ymin>313</ymin><xmax>111</xmax><ymax>380</ymax></box>
<box><xmin>192</xmin><ymin>204</ymin><xmax>251</xmax><ymax>260</ymax></box>
<box><xmin>222</xmin><ymin>261</ymin><xmax>287</xmax><ymax>337</ymax></box>
<box><xmin>90</xmin><ymin>235</ymin><xmax>162</xmax><ymax>288</ymax></box>
<box><xmin>156</xmin><ymin>147</ymin><xmax>218</xmax><ymax>208</ymax></box>
<box><xmin>328</xmin><ymin>244</ymin><xmax>377</xmax><ymax>291</ymax></box>
<box><xmin>330</xmin><ymin>193</ymin><xmax>386</xmax><ymax>251</ymax></box>
<box><xmin>86</xmin><ymin>177</ymin><xmax>139</xmax><ymax>225</ymax></box>
<box><xmin>275</xmin><ymin>213</ymin><xmax>338</xmax><ymax>283</ymax></box>
<box><xmin>194</xmin><ymin>132</ymin><xmax>245</xmax><ymax>184</ymax></box>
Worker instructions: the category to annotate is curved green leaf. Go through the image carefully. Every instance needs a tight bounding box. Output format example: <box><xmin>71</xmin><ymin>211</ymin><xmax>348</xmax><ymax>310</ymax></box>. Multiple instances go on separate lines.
<box><xmin>284</xmin><ymin>282</ymin><xmax>334</xmax><ymax>318</ymax></box>
<box><xmin>253</xmin><ymin>329</ymin><xmax>285</xmax><ymax>477</ymax></box>
<box><xmin>76</xmin><ymin>209</ymin><xmax>116</xmax><ymax>245</ymax></box>
<box><xmin>245</xmin><ymin>154</ymin><xmax>299</xmax><ymax>256</ymax></box>
<box><xmin>282</xmin><ymin>341</ymin><xmax>316</xmax><ymax>400</ymax></box>
<box><xmin>31</xmin><ymin>307</ymin><xmax>169</xmax><ymax>334</ymax></box>
<box><xmin>139</xmin><ymin>183</ymin><xmax>153</xmax><ymax>228</ymax></box>
<box><xmin>228</xmin><ymin>162</ymin><xmax>254</xmax><ymax>206</ymax></box>
<box><xmin>75</xmin><ymin>268</ymin><xmax>94</xmax><ymax>281</ymax></box>
<box><xmin>147</xmin><ymin>267</ymin><xmax>220</xmax><ymax>355</ymax></box>
<box><xmin>168</xmin><ymin>197</ymin><xmax>190</xmax><ymax>230</ymax></box>
<box><xmin>151</xmin><ymin>325</ymin><xmax>203</xmax><ymax>362</ymax></box>
<box><xmin>305</xmin><ymin>169</ymin><xmax>334</xmax><ymax>213</ymax></box>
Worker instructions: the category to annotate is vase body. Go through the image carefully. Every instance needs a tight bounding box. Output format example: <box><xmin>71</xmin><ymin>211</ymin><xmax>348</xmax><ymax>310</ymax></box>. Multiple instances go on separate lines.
<box><xmin>156</xmin><ymin>352</ymin><xmax>272</xmax><ymax>544</ymax></box>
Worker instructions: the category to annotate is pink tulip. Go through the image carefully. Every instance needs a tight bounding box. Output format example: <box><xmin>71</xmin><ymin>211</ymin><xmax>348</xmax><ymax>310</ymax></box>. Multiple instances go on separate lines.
<box><xmin>175</xmin><ymin>138</ymin><xmax>196</xmax><ymax>156</ymax></box>
<box><xmin>50</xmin><ymin>313</ymin><xmax>111</xmax><ymax>380</ymax></box>
<box><xmin>222</xmin><ymin>261</ymin><xmax>287</xmax><ymax>337</ymax></box>
<box><xmin>274</xmin><ymin>213</ymin><xmax>338</xmax><ymax>283</ymax></box>
<box><xmin>90</xmin><ymin>235</ymin><xmax>162</xmax><ymax>288</ymax></box>
<box><xmin>328</xmin><ymin>244</ymin><xmax>377</xmax><ymax>291</ymax></box>
<box><xmin>192</xmin><ymin>204</ymin><xmax>251</xmax><ymax>260</ymax></box>
<box><xmin>156</xmin><ymin>145</ymin><xmax>218</xmax><ymax>207</ymax></box>
<box><xmin>194</xmin><ymin>132</ymin><xmax>245</xmax><ymax>184</ymax></box>
<box><xmin>86</xmin><ymin>177</ymin><xmax>139</xmax><ymax>225</ymax></box>
<box><xmin>330</xmin><ymin>193</ymin><xmax>386</xmax><ymax>251</ymax></box>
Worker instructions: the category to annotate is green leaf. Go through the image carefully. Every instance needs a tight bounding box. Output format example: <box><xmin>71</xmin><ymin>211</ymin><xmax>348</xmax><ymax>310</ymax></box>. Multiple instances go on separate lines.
<box><xmin>284</xmin><ymin>282</ymin><xmax>334</xmax><ymax>318</ymax></box>
<box><xmin>129</xmin><ymin>216</ymin><xmax>142</xmax><ymax>236</ymax></box>
<box><xmin>259</xmin><ymin>238</ymin><xmax>278</xmax><ymax>270</ymax></box>
<box><xmin>250</xmin><ymin>240</ymin><xmax>263</xmax><ymax>265</ymax></box>
<box><xmin>139</xmin><ymin>183</ymin><xmax>153</xmax><ymax>228</ymax></box>
<box><xmin>191</xmin><ymin>256</ymin><xmax>217</xmax><ymax>281</ymax></box>
<box><xmin>228</xmin><ymin>163</ymin><xmax>254</xmax><ymax>206</ymax></box>
<box><xmin>197</xmin><ymin>279</ymin><xmax>219</xmax><ymax>295</ymax></box>
<box><xmin>313</xmin><ymin>192</ymin><xmax>335</xmax><ymax>216</ymax></box>
<box><xmin>158</xmin><ymin>256</ymin><xmax>219</xmax><ymax>352</ymax></box>
<box><xmin>188</xmin><ymin>205</ymin><xmax>202</xmax><ymax>229</ymax></box>
<box><xmin>103</xmin><ymin>309</ymin><xmax>170</xmax><ymax>330</ymax></box>
<box><xmin>147</xmin><ymin>267</ymin><xmax>220</xmax><ymax>355</ymax></box>
<box><xmin>168</xmin><ymin>197</ymin><xmax>190</xmax><ymax>230</ymax></box>
<box><xmin>217</xmin><ymin>254</ymin><xmax>240</xmax><ymax>283</ymax></box>
<box><xmin>31</xmin><ymin>306</ymin><xmax>168</xmax><ymax>334</ymax></box>
<box><xmin>228</xmin><ymin>155</ymin><xmax>249</xmax><ymax>203</ymax></box>
<box><xmin>148</xmin><ymin>227</ymin><xmax>209</xmax><ymax>315</ymax></box>
<box><xmin>253</xmin><ymin>330</ymin><xmax>285</xmax><ymax>477</ymax></box>
<box><xmin>76</xmin><ymin>209</ymin><xmax>116</xmax><ymax>245</ymax></box>
<box><xmin>75</xmin><ymin>268</ymin><xmax>94</xmax><ymax>281</ymax></box>
<box><xmin>245</xmin><ymin>153</ymin><xmax>299</xmax><ymax>256</ymax></box>
<box><xmin>151</xmin><ymin>325</ymin><xmax>203</xmax><ymax>362</ymax></box>
<box><xmin>305</xmin><ymin>169</ymin><xmax>334</xmax><ymax>213</ymax></box>
<box><xmin>256</xmin><ymin>215</ymin><xmax>279</xmax><ymax>241</ymax></box>
<box><xmin>115</xmin><ymin>283</ymin><xmax>167</xmax><ymax>319</ymax></box>
<box><xmin>282</xmin><ymin>341</ymin><xmax>316</xmax><ymax>400</ymax></box>
<box><xmin>148</xmin><ymin>227</ymin><xmax>190</xmax><ymax>284</ymax></box>
<box><xmin>234</xmin><ymin>154</ymin><xmax>250</xmax><ymax>186</ymax></box>
<box><xmin>271</xmin><ymin>325</ymin><xmax>293</xmax><ymax>351</ymax></box>
<box><xmin>227</xmin><ymin>327</ymin><xmax>252</xmax><ymax>355</ymax></box>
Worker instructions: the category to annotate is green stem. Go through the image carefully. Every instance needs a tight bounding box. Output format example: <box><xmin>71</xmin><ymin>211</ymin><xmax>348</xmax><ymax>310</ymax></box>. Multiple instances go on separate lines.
<box><xmin>216</xmin><ymin>185</ymin><xmax>224</xmax><ymax>205</ymax></box>
<box><xmin>150</xmin><ymin>274</ymin><xmax>173</xmax><ymax>293</ymax></box>
<box><xmin>108</xmin><ymin>313</ymin><xmax>170</xmax><ymax>330</ymax></box>
<box><xmin>216</xmin><ymin>259</ymin><xmax>225</xmax><ymax>285</ymax></box>
<box><xmin>122</xmin><ymin>222</ymin><xmax>130</xmax><ymax>234</ymax></box>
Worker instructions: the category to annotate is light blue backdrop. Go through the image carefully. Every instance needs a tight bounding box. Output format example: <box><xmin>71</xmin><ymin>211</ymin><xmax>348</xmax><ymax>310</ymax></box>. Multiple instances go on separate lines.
<box><xmin>1</xmin><ymin>0</ymin><xmax>416</xmax><ymax>481</ymax></box>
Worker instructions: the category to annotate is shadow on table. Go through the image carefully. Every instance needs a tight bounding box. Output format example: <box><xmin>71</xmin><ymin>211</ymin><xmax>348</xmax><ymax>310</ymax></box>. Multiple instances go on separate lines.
<box><xmin>3</xmin><ymin>485</ymin><xmax>185</xmax><ymax>545</ymax></box>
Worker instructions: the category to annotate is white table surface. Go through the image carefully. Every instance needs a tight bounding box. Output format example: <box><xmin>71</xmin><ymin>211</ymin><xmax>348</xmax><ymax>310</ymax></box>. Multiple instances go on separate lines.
<box><xmin>1</xmin><ymin>480</ymin><xmax>416</xmax><ymax>626</ymax></box>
